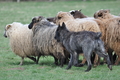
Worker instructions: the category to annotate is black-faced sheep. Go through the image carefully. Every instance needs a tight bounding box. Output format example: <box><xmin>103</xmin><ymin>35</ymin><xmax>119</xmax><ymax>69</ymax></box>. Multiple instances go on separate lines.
<box><xmin>28</xmin><ymin>16</ymin><xmax>68</xmax><ymax>67</ymax></box>
<box><xmin>4</xmin><ymin>22</ymin><xmax>40</xmax><ymax>65</ymax></box>
<box><xmin>69</xmin><ymin>9</ymin><xmax>87</xmax><ymax>19</ymax></box>
<box><xmin>54</xmin><ymin>22</ymin><xmax>112</xmax><ymax>72</ymax></box>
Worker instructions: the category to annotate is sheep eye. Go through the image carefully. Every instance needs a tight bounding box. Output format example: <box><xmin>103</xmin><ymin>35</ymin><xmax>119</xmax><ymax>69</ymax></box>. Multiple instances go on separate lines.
<box><xmin>98</xmin><ymin>13</ymin><xmax>102</xmax><ymax>17</ymax></box>
<box><xmin>105</xmin><ymin>11</ymin><xmax>107</xmax><ymax>13</ymax></box>
<box><xmin>71</xmin><ymin>12</ymin><xmax>75</xmax><ymax>15</ymax></box>
<box><xmin>58</xmin><ymin>17</ymin><xmax>61</xmax><ymax>19</ymax></box>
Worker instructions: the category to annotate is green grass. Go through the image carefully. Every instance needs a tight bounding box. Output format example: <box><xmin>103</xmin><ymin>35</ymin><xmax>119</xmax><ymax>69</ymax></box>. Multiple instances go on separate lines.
<box><xmin>0</xmin><ymin>1</ymin><xmax>120</xmax><ymax>80</ymax></box>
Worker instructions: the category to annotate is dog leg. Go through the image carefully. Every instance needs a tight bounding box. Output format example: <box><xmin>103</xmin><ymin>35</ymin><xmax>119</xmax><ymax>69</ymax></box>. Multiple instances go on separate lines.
<box><xmin>83</xmin><ymin>49</ymin><xmax>92</xmax><ymax>72</ymax></box>
<box><xmin>96</xmin><ymin>51</ymin><xmax>112</xmax><ymax>70</ymax></box>
<box><xmin>66</xmin><ymin>53</ymin><xmax>74</xmax><ymax>69</ymax></box>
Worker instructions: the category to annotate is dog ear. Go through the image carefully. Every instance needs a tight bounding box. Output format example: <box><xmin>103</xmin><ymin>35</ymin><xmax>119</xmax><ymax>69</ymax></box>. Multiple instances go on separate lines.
<box><xmin>61</xmin><ymin>22</ymin><xmax>66</xmax><ymax>29</ymax></box>
<box><xmin>96</xmin><ymin>32</ymin><xmax>102</xmax><ymax>38</ymax></box>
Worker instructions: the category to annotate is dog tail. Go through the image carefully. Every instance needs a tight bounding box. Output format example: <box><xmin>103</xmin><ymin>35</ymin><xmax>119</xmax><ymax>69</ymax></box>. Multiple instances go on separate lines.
<box><xmin>95</xmin><ymin>32</ymin><xmax>102</xmax><ymax>39</ymax></box>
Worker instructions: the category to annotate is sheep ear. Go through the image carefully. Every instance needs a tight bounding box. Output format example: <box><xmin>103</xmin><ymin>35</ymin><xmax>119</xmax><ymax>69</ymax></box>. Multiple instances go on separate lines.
<box><xmin>70</xmin><ymin>11</ymin><xmax>75</xmax><ymax>15</ymax></box>
<box><xmin>106</xmin><ymin>9</ymin><xmax>110</xmax><ymax>13</ymax></box>
<box><xmin>94</xmin><ymin>13</ymin><xmax>97</xmax><ymax>18</ymax></box>
<box><xmin>6</xmin><ymin>25</ymin><xmax>12</xmax><ymax>30</ymax></box>
<box><xmin>79</xmin><ymin>9</ymin><xmax>82</xmax><ymax>11</ymax></box>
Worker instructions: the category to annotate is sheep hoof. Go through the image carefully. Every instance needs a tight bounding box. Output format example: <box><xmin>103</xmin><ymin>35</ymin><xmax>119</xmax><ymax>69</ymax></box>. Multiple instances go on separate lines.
<box><xmin>85</xmin><ymin>70</ymin><xmax>89</xmax><ymax>72</ymax></box>
<box><xmin>66</xmin><ymin>67</ymin><xmax>70</xmax><ymax>70</ymax></box>
<box><xmin>19</xmin><ymin>63</ymin><xmax>23</xmax><ymax>66</ymax></box>
<box><xmin>74</xmin><ymin>63</ymin><xmax>84</xmax><ymax>67</ymax></box>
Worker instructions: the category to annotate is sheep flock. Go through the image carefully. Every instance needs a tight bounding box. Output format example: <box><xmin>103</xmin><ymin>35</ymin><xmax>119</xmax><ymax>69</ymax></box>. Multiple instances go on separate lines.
<box><xmin>4</xmin><ymin>9</ymin><xmax>120</xmax><ymax>72</ymax></box>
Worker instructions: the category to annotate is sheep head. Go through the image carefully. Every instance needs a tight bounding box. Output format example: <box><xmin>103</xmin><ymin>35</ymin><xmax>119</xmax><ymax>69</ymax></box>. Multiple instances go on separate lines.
<box><xmin>69</xmin><ymin>9</ymin><xmax>87</xmax><ymax>18</ymax></box>
<box><xmin>94</xmin><ymin>9</ymin><xmax>110</xmax><ymax>19</ymax></box>
<box><xmin>55</xmin><ymin>12</ymin><xmax>74</xmax><ymax>25</ymax></box>
<box><xmin>28</xmin><ymin>16</ymin><xmax>44</xmax><ymax>29</ymax></box>
<box><xmin>46</xmin><ymin>17</ymin><xmax>56</xmax><ymax>23</ymax></box>
<box><xmin>4</xmin><ymin>24</ymin><xmax>12</xmax><ymax>38</ymax></box>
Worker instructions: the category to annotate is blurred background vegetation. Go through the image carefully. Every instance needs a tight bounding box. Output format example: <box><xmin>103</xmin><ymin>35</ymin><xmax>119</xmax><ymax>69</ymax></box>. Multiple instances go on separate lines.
<box><xmin>0</xmin><ymin>0</ymin><xmax>119</xmax><ymax>2</ymax></box>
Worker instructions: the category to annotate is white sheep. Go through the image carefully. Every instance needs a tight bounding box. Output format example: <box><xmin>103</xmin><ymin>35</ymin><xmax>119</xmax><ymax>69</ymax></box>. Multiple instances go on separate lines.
<box><xmin>4</xmin><ymin>22</ymin><xmax>39</xmax><ymax>65</ymax></box>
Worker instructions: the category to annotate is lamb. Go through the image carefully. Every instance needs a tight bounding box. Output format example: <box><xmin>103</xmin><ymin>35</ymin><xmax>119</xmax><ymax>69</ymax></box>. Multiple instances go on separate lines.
<box><xmin>54</xmin><ymin>22</ymin><xmax>112</xmax><ymax>72</ymax></box>
<box><xmin>4</xmin><ymin>22</ymin><xmax>40</xmax><ymax>65</ymax></box>
<box><xmin>28</xmin><ymin>16</ymin><xmax>68</xmax><ymax>67</ymax></box>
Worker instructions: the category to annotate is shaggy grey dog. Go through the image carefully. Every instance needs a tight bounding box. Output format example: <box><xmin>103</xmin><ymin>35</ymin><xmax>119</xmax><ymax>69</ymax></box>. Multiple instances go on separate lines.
<box><xmin>54</xmin><ymin>22</ymin><xmax>112</xmax><ymax>72</ymax></box>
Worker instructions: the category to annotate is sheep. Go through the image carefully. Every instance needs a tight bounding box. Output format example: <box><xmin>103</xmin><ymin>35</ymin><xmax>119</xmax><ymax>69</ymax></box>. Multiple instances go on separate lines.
<box><xmin>94</xmin><ymin>10</ymin><xmax>120</xmax><ymax>64</ymax></box>
<box><xmin>4</xmin><ymin>22</ymin><xmax>40</xmax><ymax>65</ymax></box>
<box><xmin>54</xmin><ymin>22</ymin><xmax>112</xmax><ymax>72</ymax></box>
<box><xmin>105</xmin><ymin>17</ymin><xmax>120</xmax><ymax>65</ymax></box>
<box><xmin>28</xmin><ymin>16</ymin><xmax>68</xmax><ymax>67</ymax></box>
<box><xmin>69</xmin><ymin>9</ymin><xmax>117</xmax><ymax>65</ymax></box>
<box><xmin>69</xmin><ymin>9</ymin><xmax>87</xmax><ymax>19</ymax></box>
<box><xmin>55</xmin><ymin>12</ymin><xmax>100</xmax><ymax>32</ymax></box>
<box><xmin>94</xmin><ymin>9</ymin><xmax>118</xmax><ymax>21</ymax></box>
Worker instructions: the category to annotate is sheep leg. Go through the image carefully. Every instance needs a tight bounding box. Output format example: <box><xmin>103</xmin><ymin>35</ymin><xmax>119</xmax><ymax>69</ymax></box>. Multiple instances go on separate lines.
<box><xmin>27</xmin><ymin>56</ymin><xmax>36</xmax><ymax>62</ymax></box>
<box><xmin>93</xmin><ymin>54</ymin><xmax>100</xmax><ymax>67</ymax></box>
<box><xmin>19</xmin><ymin>57</ymin><xmax>24</xmax><ymax>65</ymax></box>
<box><xmin>36</xmin><ymin>54</ymin><xmax>41</xmax><ymax>64</ymax></box>
<box><xmin>114</xmin><ymin>54</ymin><xmax>120</xmax><ymax>65</ymax></box>
<box><xmin>107</xmin><ymin>48</ymin><xmax>114</xmax><ymax>64</ymax></box>
<box><xmin>53</xmin><ymin>57</ymin><xmax>58</xmax><ymax>65</ymax></box>
<box><xmin>59</xmin><ymin>57</ymin><xmax>65</xmax><ymax>67</ymax></box>
<box><xmin>81</xmin><ymin>56</ymin><xmax>86</xmax><ymax>64</ymax></box>
<box><xmin>113</xmin><ymin>53</ymin><xmax>117</xmax><ymax>64</ymax></box>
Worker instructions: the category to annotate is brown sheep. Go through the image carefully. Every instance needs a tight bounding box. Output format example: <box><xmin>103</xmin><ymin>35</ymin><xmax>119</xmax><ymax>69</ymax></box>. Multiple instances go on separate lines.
<box><xmin>105</xmin><ymin>17</ymin><xmax>120</xmax><ymax>65</ymax></box>
<box><xmin>69</xmin><ymin>9</ymin><xmax>87</xmax><ymax>18</ymax></box>
<box><xmin>69</xmin><ymin>9</ymin><xmax>117</xmax><ymax>65</ymax></box>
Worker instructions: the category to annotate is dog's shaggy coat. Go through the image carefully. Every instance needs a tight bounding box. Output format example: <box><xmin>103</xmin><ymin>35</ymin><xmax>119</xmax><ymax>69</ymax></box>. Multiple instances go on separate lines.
<box><xmin>54</xmin><ymin>22</ymin><xmax>112</xmax><ymax>72</ymax></box>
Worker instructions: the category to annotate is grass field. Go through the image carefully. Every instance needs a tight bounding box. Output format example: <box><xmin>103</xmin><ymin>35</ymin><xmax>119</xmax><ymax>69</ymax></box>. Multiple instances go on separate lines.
<box><xmin>0</xmin><ymin>1</ymin><xmax>120</xmax><ymax>80</ymax></box>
